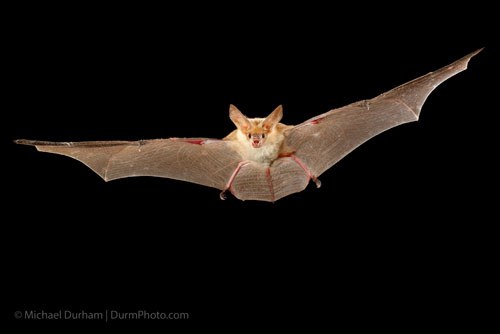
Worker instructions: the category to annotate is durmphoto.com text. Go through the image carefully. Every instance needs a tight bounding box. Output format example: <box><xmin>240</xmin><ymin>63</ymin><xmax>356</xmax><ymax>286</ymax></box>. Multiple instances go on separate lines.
<box><xmin>15</xmin><ymin>310</ymin><xmax>189</xmax><ymax>321</ymax></box>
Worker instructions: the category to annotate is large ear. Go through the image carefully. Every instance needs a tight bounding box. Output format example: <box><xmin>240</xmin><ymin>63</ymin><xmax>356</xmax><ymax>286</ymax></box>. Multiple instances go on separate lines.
<box><xmin>229</xmin><ymin>104</ymin><xmax>251</xmax><ymax>131</ymax></box>
<box><xmin>262</xmin><ymin>105</ymin><xmax>283</xmax><ymax>130</ymax></box>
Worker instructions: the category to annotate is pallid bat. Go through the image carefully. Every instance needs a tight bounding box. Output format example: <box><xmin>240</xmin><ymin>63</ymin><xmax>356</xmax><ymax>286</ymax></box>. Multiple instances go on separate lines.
<box><xmin>16</xmin><ymin>49</ymin><xmax>481</xmax><ymax>202</ymax></box>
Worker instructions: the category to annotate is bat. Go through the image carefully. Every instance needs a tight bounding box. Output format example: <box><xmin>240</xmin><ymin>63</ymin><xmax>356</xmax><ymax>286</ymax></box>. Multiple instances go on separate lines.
<box><xmin>16</xmin><ymin>49</ymin><xmax>481</xmax><ymax>202</ymax></box>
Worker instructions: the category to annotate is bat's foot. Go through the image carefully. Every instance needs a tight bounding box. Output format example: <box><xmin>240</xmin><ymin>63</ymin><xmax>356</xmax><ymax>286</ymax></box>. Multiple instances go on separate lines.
<box><xmin>290</xmin><ymin>154</ymin><xmax>321</xmax><ymax>188</ymax></box>
<box><xmin>219</xmin><ymin>161</ymin><xmax>251</xmax><ymax>201</ymax></box>
<box><xmin>312</xmin><ymin>176</ymin><xmax>321</xmax><ymax>188</ymax></box>
<box><xmin>220</xmin><ymin>191</ymin><xmax>227</xmax><ymax>200</ymax></box>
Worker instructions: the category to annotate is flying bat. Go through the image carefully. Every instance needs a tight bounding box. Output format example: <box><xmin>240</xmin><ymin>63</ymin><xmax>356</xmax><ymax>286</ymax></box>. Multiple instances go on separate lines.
<box><xmin>16</xmin><ymin>49</ymin><xmax>481</xmax><ymax>202</ymax></box>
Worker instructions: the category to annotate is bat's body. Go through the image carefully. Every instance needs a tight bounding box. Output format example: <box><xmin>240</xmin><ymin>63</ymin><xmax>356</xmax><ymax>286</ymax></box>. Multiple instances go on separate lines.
<box><xmin>16</xmin><ymin>49</ymin><xmax>482</xmax><ymax>202</ymax></box>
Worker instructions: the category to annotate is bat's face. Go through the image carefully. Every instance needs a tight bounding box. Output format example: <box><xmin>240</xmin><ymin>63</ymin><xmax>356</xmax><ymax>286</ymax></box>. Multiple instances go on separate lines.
<box><xmin>245</xmin><ymin>126</ymin><xmax>268</xmax><ymax>149</ymax></box>
<box><xmin>229</xmin><ymin>104</ymin><xmax>283</xmax><ymax>149</ymax></box>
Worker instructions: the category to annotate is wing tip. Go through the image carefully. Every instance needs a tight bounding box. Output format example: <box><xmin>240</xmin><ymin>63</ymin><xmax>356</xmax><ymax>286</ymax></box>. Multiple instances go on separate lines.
<box><xmin>461</xmin><ymin>47</ymin><xmax>483</xmax><ymax>69</ymax></box>
<box><xmin>14</xmin><ymin>139</ymin><xmax>35</xmax><ymax>146</ymax></box>
<box><xmin>14</xmin><ymin>139</ymin><xmax>72</xmax><ymax>147</ymax></box>
<box><xmin>15</xmin><ymin>139</ymin><xmax>48</xmax><ymax>152</ymax></box>
<box><xmin>434</xmin><ymin>47</ymin><xmax>483</xmax><ymax>78</ymax></box>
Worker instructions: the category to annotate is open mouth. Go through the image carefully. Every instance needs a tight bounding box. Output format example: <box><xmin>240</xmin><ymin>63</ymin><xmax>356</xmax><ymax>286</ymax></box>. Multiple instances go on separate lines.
<box><xmin>252</xmin><ymin>140</ymin><xmax>261</xmax><ymax>148</ymax></box>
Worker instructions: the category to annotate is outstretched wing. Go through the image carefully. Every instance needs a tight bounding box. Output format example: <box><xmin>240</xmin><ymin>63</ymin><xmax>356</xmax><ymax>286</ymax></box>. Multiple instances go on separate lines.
<box><xmin>286</xmin><ymin>49</ymin><xmax>481</xmax><ymax>180</ymax></box>
<box><xmin>15</xmin><ymin>138</ymin><xmax>242</xmax><ymax>191</ymax></box>
<box><xmin>224</xmin><ymin>50</ymin><xmax>481</xmax><ymax>202</ymax></box>
<box><xmin>17</xmin><ymin>137</ymin><xmax>304</xmax><ymax>201</ymax></box>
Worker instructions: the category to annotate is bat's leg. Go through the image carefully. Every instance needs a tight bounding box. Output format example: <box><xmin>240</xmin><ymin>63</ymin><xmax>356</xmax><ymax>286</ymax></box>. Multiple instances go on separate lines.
<box><xmin>290</xmin><ymin>155</ymin><xmax>321</xmax><ymax>188</ymax></box>
<box><xmin>220</xmin><ymin>161</ymin><xmax>251</xmax><ymax>200</ymax></box>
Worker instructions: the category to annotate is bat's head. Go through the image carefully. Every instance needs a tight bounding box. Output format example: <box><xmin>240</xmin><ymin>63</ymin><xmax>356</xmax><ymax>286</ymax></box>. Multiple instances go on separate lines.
<box><xmin>229</xmin><ymin>104</ymin><xmax>283</xmax><ymax>149</ymax></box>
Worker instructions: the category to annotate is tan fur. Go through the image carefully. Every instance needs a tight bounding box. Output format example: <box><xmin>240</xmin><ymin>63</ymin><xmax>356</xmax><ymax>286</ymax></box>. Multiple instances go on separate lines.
<box><xmin>224</xmin><ymin>106</ymin><xmax>294</xmax><ymax>165</ymax></box>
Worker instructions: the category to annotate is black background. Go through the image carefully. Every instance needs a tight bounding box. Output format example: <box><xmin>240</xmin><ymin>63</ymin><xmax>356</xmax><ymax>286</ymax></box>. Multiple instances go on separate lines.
<box><xmin>2</xmin><ymin>3</ymin><xmax>497</xmax><ymax>330</ymax></box>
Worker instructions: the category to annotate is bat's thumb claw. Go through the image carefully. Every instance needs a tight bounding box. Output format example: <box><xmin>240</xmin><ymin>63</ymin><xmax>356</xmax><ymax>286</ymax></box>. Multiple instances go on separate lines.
<box><xmin>312</xmin><ymin>177</ymin><xmax>321</xmax><ymax>188</ymax></box>
<box><xmin>219</xmin><ymin>191</ymin><xmax>227</xmax><ymax>200</ymax></box>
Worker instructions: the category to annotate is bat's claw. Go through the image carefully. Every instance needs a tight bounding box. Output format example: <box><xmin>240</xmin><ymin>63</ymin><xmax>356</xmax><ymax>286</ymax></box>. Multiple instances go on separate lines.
<box><xmin>312</xmin><ymin>177</ymin><xmax>321</xmax><ymax>188</ymax></box>
<box><xmin>219</xmin><ymin>191</ymin><xmax>227</xmax><ymax>200</ymax></box>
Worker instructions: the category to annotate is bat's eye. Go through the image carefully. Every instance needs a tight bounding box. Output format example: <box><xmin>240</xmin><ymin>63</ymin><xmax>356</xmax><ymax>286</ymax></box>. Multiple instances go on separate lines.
<box><xmin>261</xmin><ymin>134</ymin><xmax>266</xmax><ymax>138</ymax></box>
<box><xmin>248</xmin><ymin>133</ymin><xmax>252</xmax><ymax>139</ymax></box>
